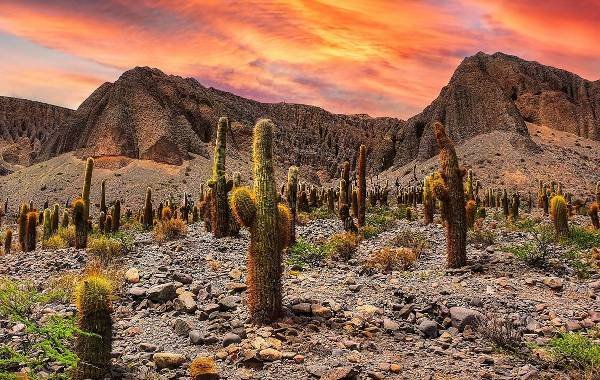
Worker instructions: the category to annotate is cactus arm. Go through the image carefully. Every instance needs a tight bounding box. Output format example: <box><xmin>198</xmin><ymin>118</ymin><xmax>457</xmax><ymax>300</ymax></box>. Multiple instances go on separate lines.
<box><xmin>230</xmin><ymin>187</ymin><xmax>256</xmax><ymax>227</ymax></box>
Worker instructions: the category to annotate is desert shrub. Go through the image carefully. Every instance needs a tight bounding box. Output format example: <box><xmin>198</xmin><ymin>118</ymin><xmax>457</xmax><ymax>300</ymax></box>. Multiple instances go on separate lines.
<box><xmin>360</xmin><ymin>225</ymin><xmax>379</xmax><ymax>239</ymax></box>
<box><xmin>468</xmin><ymin>228</ymin><xmax>496</xmax><ymax>246</ymax></box>
<box><xmin>563</xmin><ymin>249</ymin><xmax>592</xmax><ymax>279</ymax></box>
<box><xmin>365</xmin><ymin>247</ymin><xmax>417</xmax><ymax>272</ymax></box>
<box><xmin>323</xmin><ymin>232</ymin><xmax>361</xmax><ymax>260</ymax></box>
<box><xmin>505</xmin><ymin>224</ymin><xmax>555</xmax><ymax>266</ymax></box>
<box><xmin>510</xmin><ymin>217</ymin><xmax>541</xmax><ymax>232</ymax></box>
<box><xmin>153</xmin><ymin>218</ymin><xmax>188</xmax><ymax>243</ymax></box>
<box><xmin>56</xmin><ymin>226</ymin><xmax>76</xmax><ymax>248</ymax></box>
<box><xmin>42</xmin><ymin>234</ymin><xmax>68</xmax><ymax>250</ymax></box>
<box><xmin>0</xmin><ymin>278</ymin><xmax>80</xmax><ymax>376</ymax></box>
<box><xmin>308</xmin><ymin>206</ymin><xmax>335</xmax><ymax>220</ymax></box>
<box><xmin>388</xmin><ymin>230</ymin><xmax>429</xmax><ymax>257</ymax></box>
<box><xmin>477</xmin><ymin>314</ymin><xmax>523</xmax><ymax>352</ymax></box>
<box><xmin>87</xmin><ymin>236</ymin><xmax>123</xmax><ymax>265</ymax></box>
<box><xmin>548</xmin><ymin>332</ymin><xmax>600</xmax><ymax>373</ymax></box>
<box><xmin>286</xmin><ymin>238</ymin><xmax>326</xmax><ymax>269</ymax></box>
<box><xmin>295</xmin><ymin>212</ymin><xmax>310</xmax><ymax>226</ymax></box>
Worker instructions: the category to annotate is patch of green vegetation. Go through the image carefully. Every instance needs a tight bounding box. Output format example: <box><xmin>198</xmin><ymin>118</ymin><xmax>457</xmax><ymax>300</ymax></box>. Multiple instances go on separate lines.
<box><xmin>510</xmin><ymin>217</ymin><xmax>540</xmax><ymax>232</ymax></box>
<box><xmin>548</xmin><ymin>332</ymin><xmax>600</xmax><ymax>371</ymax></box>
<box><xmin>0</xmin><ymin>278</ymin><xmax>82</xmax><ymax>377</ymax></box>
<box><xmin>563</xmin><ymin>226</ymin><xmax>600</xmax><ymax>250</ymax></box>
<box><xmin>363</xmin><ymin>206</ymin><xmax>406</xmax><ymax>238</ymax></box>
<box><xmin>307</xmin><ymin>206</ymin><xmax>335</xmax><ymax>220</ymax></box>
<box><xmin>563</xmin><ymin>248</ymin><xmax>592</xmax><ymax>279</ymax></box>
<box><xmin>468</xmin><ymin>228</ymin><xmax>496</xmax><ymax>246</ymax></box>
<box><xmin>286</xmin><ymin>238</ymin><xmax>326</xmax><ymax>269</ymax></box>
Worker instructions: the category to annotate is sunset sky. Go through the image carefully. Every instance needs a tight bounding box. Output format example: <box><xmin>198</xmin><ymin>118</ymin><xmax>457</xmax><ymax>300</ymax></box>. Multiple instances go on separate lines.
<box><xmin>0</xmin><ymin>0</ymin><xmax>598</xmax><ymax>119</ymax></box>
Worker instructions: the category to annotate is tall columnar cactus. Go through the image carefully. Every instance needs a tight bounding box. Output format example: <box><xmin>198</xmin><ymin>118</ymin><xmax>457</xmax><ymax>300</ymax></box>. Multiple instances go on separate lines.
<box><xmin>112</xmin><ymin>200</ymin><xmax>121</xmax><ymax>232</ymax></box>
<box><xmin>465</xmin><ymin>169</ymin><xmax>474</xmax><ymax>200</ymax></box>
<box><xmin>537</xmin><ymin>180</ymin><xmax>544</xmax><ymax>208</ymax></box>
<box><xmin>465</xmin><ymin>199</ymin><xmax>476</xmax><ymax>229</ymax></box>
<box><xmin>286</xmin><ymin>166</ymin><xmax>298</xmax><ymax>245</ymax></box>
<box><xmin>423</xmin><ymin>175</ymin><xmax>435</xmax><ymax>225</ymax></box>
<box><xmin>82</xmin><ymin>157</ymin><xmax>94</xmax><ymax>221</ymax></box>
<box><xmin>51</xmin><ymin>204</ymin><xmax>59</xmax><ymax>233</ymax></box>
<box><xmin>550</xmin><ymin>195</ymin><xmax>569</xmax><ymax>237</ymax></box>
<box><xmin>43</xmin><ymin>208</ymin><xmax>52</xmax><ymax>241</ymax></box>
<box><xmin>209</xmin><ymin>117</ymin><xmax>235</xmax><ymax>238</ymax></box>
<box><xmin>341</xmin><ymin>161</ymin><xmax>351</xmax><ymax>205</ymax></box>
<box><xmin>430</xmin><ymin>122</ymin><xmax>467</xmax><ymax>268</ymax></box>
<box><xmin>100</xmin><ymin>180</ymin><xmax>107</xmax><ymax>214</ymax></box>
<box><xmin>589</xmin><ymin>203</ymin><xmax>599</xmax><ymax>230</ymax></box>
<box><xmin>3</xmin><ymin>229</ymin><xmax>12</xmax><ymax>255</ymax></box>
<box><xmin>230</xmin><ymin>119</ymin><xmax>292</xmax><ymax>324</ymax></box>
<box><xmin>510</xmin><ymin>192</ymin><xmax>520</xmax><ymax>220</ymax></box>
<box><xmin>61</xmin><ymin>210</ymin><xmax>69</xmax><ymax>228</ymax></box>
<box><xmin>357</xmin><ymin>144</ymin><xmax>367</xmax><ymax>227</ymax></box>
<box><xmin>351</xmin><ymin>189</ymin><xmax>358</xmax><ymax>218</ymax></box>
<box><xmin>143</xmin><ymin>187</ymin><xmax>153</xmax><ymax>229</ymax></box>
<box><xmin>25</xmin><ymin>211</ymin><xmax>37</xmax><ymax>252</ymax></box>
<box><xmin>73</xmin><ymin>199</ymin><xmax>87</xmax><ymax>249</ymax></box>
<box><xmin>18</xmin><ymin>203</ymin><xmax>29</xmax><ymax>251</ymax></box>
<box><xmin>596</xmin><ymin>181</ymin><xmax>600</xmax><ymax>203</ymax></box>
<box><xmin>99</xmin><ymin>211</ymin><xmax>106</xmax><ymax>233</ymax></box>
<box><xmin>74</xmin><ymin>275</ymin><xmax>113</xmax><ymax>380</ymax></box>
<box><xmin>501</xmin><ymin>189</ymin><xmax>509</xmax><ymax>217</ymax></box>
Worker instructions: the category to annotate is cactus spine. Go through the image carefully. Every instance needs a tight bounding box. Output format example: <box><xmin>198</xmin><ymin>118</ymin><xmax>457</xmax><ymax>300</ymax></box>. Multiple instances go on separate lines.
<box><xmin>230</xmin><ymin>119</ymin><xmax>292</xmax><ymax>324</ymax></box>
<box><xmin>550</xmin><ymin>195</ymin><xmax>569</xmax><ymax>237</ymax></box>
<box><xmin>431</xmin><ymin>122</ymin><xmax>467</xmax><ymax>268</ymax></box>
<box><xmin>82</xmin><ymin>157</ymin><xmax>94</xmax><ymax>221</ymax></box>
<box><xmin>286</xmin><ymin>166</ymin><xmax>298</xmax><ymax>245</ymax></box>
<box><xmin>73</xmin><ymin>199</ymin><xmax>87</xmax><ymax>249</ymax></box>
<box><xmin>357</xmin><ymin>144</ymin><xmax>367</xmax><ymax>227</ymax></box>
<box><xmin>74</xmin><ymin>275</ymin><xmax>113</xmax><ymax>379</ymax></box>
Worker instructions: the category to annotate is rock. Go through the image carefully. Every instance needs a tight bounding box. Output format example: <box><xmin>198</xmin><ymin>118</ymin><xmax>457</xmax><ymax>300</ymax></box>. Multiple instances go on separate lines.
<box><xmin>172</xmin><ymin>318</ymin><xmax>193</xmax><ymax>337</ymax></box>
<box><xmin>398</xmin><ymin>303</ymin><xmax>414</xmax><ymax>318</ymax></box>
<box><xmin>140</xmin><ymin>342</ymin><xmax>158</xmax><ymax>352</ymax></box>
<box><xmin>173</xmin><ymin>272</ymin><xmax>193</xmax><ymax>284</ymax></box>
<box><xmin>259</xmin><ymin>348</ymin><xmax>282</xmax><ymax>361</ymax></box>
<box><xmin>189</xmin><ymin>330</ymin><xmax>204</xmax><ymax>345</ymax></box>
<box><xmin>321</xmin><ymin>366</ymin><xmax>358</xmax><ymax>380</ymax></box>
<box><xmin>219</xmin><ymin>295</ymin><xmax>241</xmax><ymax>310</ymax></box>
<box><xmin>125</xmin><ymin>267</ymin><xmax>140</xmax><ymax>283</ymax></box>
<box><xmin>175</xmin><ymin>291</ymin><xmax>197</xmax><ymax>313</ymax></box>
<box><xmin>292</xmin><ymin>303</ymin><xmax>312</xmax><ymax>315</ymax></box>
<box><xmin>389</xmin><ymin>364</ymin><xmax>401</xmax><ymax>373</ymax></box>
<box><xmin>311</xmin><ymin>304</ymin><xmax>332</xmax><ymax>318</ymax></box>
<box><xmin>128</xmin><ymin>286</ymin><xmax>147</xmax><ymax>298</ymax></box>
<box><xmin>542</xmin><ymin>277</ymin><xmax>564</xmax><ymax>290</ymax></box>
<box><xmin>383</xmin><ymin>318</ymin><xmax>399</xmax><ymax>332</ymax></box>
<box><xmin>418</xmin><ymin>319</ymin><xmax>439</xmax><ymax>338</ymax></box>
<box><xmin>449</xmin><ymin>307</ymin><xmax>482</xmax><ymax>331</ymax></box>
<box><xmin>147</xmin><ymin>283</ymin><xmax>177</xmax><ymax>302</ymax></box>
<box><xmin>223</xmin><ymin>333</ymin><xmax>242</xmax><ymax>347</ymax></box>
<box><xmin>153</xmin><ymin>352</ymin><xmax>186</xmax><ymax>369</ymax></box>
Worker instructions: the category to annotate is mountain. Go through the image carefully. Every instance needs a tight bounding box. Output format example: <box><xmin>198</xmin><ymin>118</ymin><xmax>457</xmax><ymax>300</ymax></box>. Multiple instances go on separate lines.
<box><xmin>2</xmin><ymin>52</ymin><xmax>600</xmax><ymax>181</ymax></box>
<box><xmin>0</xmin><ymin>96</ymin><xmax>73</xmax><ymax>171</ymax></box>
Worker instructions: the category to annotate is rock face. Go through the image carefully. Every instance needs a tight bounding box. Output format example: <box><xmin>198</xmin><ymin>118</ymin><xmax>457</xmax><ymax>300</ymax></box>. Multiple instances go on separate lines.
<box><xmin>396</xmin><ymin>52</ymin><xmax>600</xmax><ymax>166</ymax></box>
<box><xmin>0</xmin><ymin>96</ymin><xmax>73</xmax><ymax>168</ymax></box>
<box><xmin>4</xmin><ymin>52</ymin><xmax>600</xmax><ymax>177</ymax></box>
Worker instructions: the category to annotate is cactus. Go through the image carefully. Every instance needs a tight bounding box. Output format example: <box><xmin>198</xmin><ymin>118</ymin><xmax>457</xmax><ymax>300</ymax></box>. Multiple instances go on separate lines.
<box><xmin>100</xmin><ymin>180</ymin><xmax>107</xmax><ymax>214</ymax></box>
<box><xmin>230</xmin><ymin>119</ymin><xmax>292</xmax><ymax>324</ymax></box>
<box><xmin>51</xmin><ymin>204</ymin><xmax>59</xmax><ymax>233</ymax></box>
<box><xmin>406</xmin><ymin>207</ymin><xmax>412</xmax><ymax>221</ymax></box>
<box><xmin>351</xmin><ymin>189</ymin><xmax>358</xmax><ymax>218</ymax></box>
<box><xmin>61</xmin><ymin>210</ymin><xmax>69</xmax><ymax>228</ymax></box>
<box><xmin>465</xmin><ymin>169</ymin><xmax>474</xmax><ymax>200</ymax></box>
<box><xmin>510</xmin><ymin>192</ymin><xmax>520</xmax><ymax>220</ymax></box>
<box><xmin>357</xmin><ymin>144</ymin><xmax>367</xmax><ymax>227</ymax></box>
<box><xmin>465</xmin><ymin>199</ymin><xmax>476</xmax><ymax>229</ymax></box>
<box><xmin>550</xmin><ymin>195</ymin><xmax>569</xmax><ymax>237</ymax></box>
<box><xmin>143</xmin><ymin>187</ymin><xmax>153</xmax><ymax>229</ymax></box>
<box><xmin>99</xmin><ymin>211</ymin><xmax>106</xmax><ymax>233</ymax></box>
<box><xmin>286</xmin><ymin>166</ymin><xmax>298</xmax><ymax>245</ymax></box>
<box><xmin>25</xmin><ymin>211</ymin><xmax>37</xmax><ymax>252</ymax></box>
<box><xmin>82</xmin><ymin>157</ymin><xmax>94</xmax><ymax>221</ymax></box>
<box><xmin>423</xmin><ymin>175</ymin><xmax>435</xmax><ymax>225</ymax></box>
<box><xmin>18</xmin><ymin>204</ymin><xmax>29</xmax><ymax>251</ymax></box>
<box><xmin>73</xmin><ymin>199</ymin><xmax>87</xmax><ymax>249</ymax></box>
<box><xmin>73</xmin><ymin>274</ymin><xmax>113</xmax><ymax>380</ymax></box>
<box><xmin>596</xmin><ymin>181</ymin><xmax>600</xmax><ymax>203</ymax></box>
<box><xmin>501</xmin><ymin>189</ymin><xmax>509</xmax><ymax>217</ymax></box>
<box><xmin>112</xmin><ymin>200</ymin><xmax>121</xmax><ymax>232</ymax></box>
<box><xmin>192</xmin><ymin>206</ymin><xmax>199</xmax><ymax>223</ymax></box>
<box><xmin>189</xmin><ymin>356</ymin><xmax>219</xmax><ymax>380</ymax></box>
<box><xmin>104</xmin><ymin>214</ymin><xmax>112</xmax><ymax>234</ymax></box>
<box><xmin>43</xmin><ymin>208</ymin><xmax>52</xmax><ymax>240</ymax></box>
<box><xmin>4</xmin><ymin>229</ymin><xmax>12</xmax><ymax>255</ymax></box>
<box><xmin>588</xmin><ymin>202</ymin><xmax>599</xmax><ymax>230</ymax></box>
<box><xmin>430</xmin><ymin>122</ymin><xmax>467</xmax><ymax>268</ymax></box>
<box><xmin>233</xmin><ymin>172</ymin><xmax>241</xmax><ymax>188</ymax></box>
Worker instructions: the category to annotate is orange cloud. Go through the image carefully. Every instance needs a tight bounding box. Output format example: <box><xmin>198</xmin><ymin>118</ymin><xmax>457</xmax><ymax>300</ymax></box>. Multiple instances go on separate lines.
<box><xmin>0</xmin><ymin>0</ymin><xmax>598</xmax><ymax>117</ymax></box>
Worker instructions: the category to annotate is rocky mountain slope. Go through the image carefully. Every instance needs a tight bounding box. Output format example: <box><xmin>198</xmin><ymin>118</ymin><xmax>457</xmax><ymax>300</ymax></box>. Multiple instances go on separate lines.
<box><xmin>0</xmin><ymin>96</ymin><xmax>73</xmax><ymax>172</ymax></box>
<box><xmin>2</xmin><ymin>52</ymin><xmax>599</xmax><ymax>183</ymax></box>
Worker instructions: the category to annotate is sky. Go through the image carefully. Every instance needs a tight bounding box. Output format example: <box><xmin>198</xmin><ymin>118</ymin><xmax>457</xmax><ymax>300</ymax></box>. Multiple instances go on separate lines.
<box><xmin>0</xmin><ymin>0</ymin><xmax>599</xmax><ymax>119</ymax></box>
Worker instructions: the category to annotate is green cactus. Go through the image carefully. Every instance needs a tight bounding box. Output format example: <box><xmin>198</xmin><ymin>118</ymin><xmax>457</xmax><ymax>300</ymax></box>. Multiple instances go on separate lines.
<box><xmin>286</xmin><ymin>166</ymin><xmax>298</xmax><ymax>245</ymax></box>
<box><xmin>61</xmin><ymin>210</ymin><xmax>69</xmax><ymax>228</ymax></box>
<box><xmin>143</xmin><ymin>187</ymin><xmax>153</xmax><ymax>229</ymax></box>
<box><xmin>74</xmin><ymin>274</ymin><xmax>113</xmax><ymax>380</ymax></box>
<box><xmin>112</xmin><ymin>200</ymin><xmax>121</xmax><ymax>232</ymax></box>
<box><xmin>464</xmin><ymin>169</ymin><xmax>474</xmax><ymax>200</ymax></box>
<box><xmin>43</xmin><ymin>208</ymin><xmax>52</xmax><ymax>241</ymax></box>
<box><xmin>430</xmin><ymin>122</ymin><xmax>467</xmax><ymax>268</ymax></box>
<box><xmin>3</xmin><ymin>229</ymin><xmax>12</xmax><ymax>255</ymax></box>
<box><xmin>99</xmin><ymin>211</ymin><xmax>106</xmax><ymax>233</ymax></box>
<box><xmin>73</xmin><ymin>199</ymin><xmax>87</xmax><ymax>249</ymax></box>
<box><xmin>550</xmin><ymin>195</ymin><xmax>569</xmax><ymax>237</ymax></box>
<box><xmin>357</xmin><ymin>144</ymin><xmax>367</xmax><ymax>227</ymax></box>
<box><xmin>51</xmin><ymin>204</ymin><xmax>59</xmax><ymax>233</ymax></box>
<box><xmin>209</xmin><ymin>117</ymin><xmax>236</xmax><ymax>238</ymax></box>
<box><xmin>230</xmin><ymin>119</ymin><xmax>292</xmax><ymax>324</ymax></box>
<box><xmin>100</xmin><ymin>179</ymin><xmax>107</xmax><ymax>214</ymax></box>
<box><xmin>82</xmin><ymin>157</ymin><xmax>94</xmax><ymax>221</ymax></box>
<box><xmin>18</xmin><ymin>203</ymin><xmax>29</xmax><ymax>251</ymax></box>
<box><xmin>25</xmin><ymin>211</ymin><xmax>37</xmax><ymax>252</ymax></box>
<box><xmin>510</xmin><ymin>192</ymin><xmax>520</xmax><ymax>220</ymax></box>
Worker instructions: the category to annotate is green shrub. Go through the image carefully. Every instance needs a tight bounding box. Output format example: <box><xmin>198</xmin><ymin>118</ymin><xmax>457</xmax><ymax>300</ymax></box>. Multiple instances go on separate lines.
<box><xmin>87</xmin><ymin>236</ymin><xmax>123</xmax><ymax>265</ymax></box>
<box><xmin>286</xmin><ymin>238</ymin><xmax>326</xmax><ymax>269</ymax></box>
<box><xmin>563</xmin><ymin>226</ymin><xmax>600</xmax><ymax>250</ymax></box>
<box><xmin>57</xmin><ymin>226</ymin><xmax>76</xmax><ymax>248</ymax></box>
<box><xmin>153</xmin><ymin>218</ymin><xmax>188</xmax><ymax>243</ymax></box>
<box><xmin>323</xmin><ymin>232</ymin><xmax>361</xmax><ymax>260</ymax></box>
<box><xmin>307</xmin><ymin>206</ymin><xmax>335</xmax><ymax>220</ymax></box>
<box><xmin>468</xmin><ymin>229</ymin><xmax>496</xmax><ymax>246</ymax></box>
<box><xmin>388</xmin><ymin>230</ymin><xmax>429</xmax><ymax>257</ymax></box>
<box><xmin>549</xmin><ymin>332</ymin><xmax>600</xmax><ymax>371</ymax></box>
<box><xmin>42</xmin><ymin>234</ymin><xmax>68</xmax><ymax>250</ymax></box>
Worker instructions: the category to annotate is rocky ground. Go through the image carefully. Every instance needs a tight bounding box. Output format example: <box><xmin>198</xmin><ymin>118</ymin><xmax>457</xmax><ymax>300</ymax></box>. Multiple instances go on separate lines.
<box><xmin>1</xmin><ymin>206</ymin><xmax>599</xmax><ymax>379</ymax></box>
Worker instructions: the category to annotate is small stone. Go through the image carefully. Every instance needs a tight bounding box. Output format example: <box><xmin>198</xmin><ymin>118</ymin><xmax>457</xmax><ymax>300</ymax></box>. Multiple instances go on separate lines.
<box><xmin>389</xmin><ymin>364</ymin><xmax>401</xmax><ymax>373</ymax></box>
<box><xmin>153</xmin><ymin>352</ymin><xmax>186</xmax><ymax>369</ymax></box>
<box><xmin>311</xmin><ymin>304</ymin><xmax>332</xmax><ymax>318</ymax></box>
<box><xmin>128</xmin><ymin>286</ymin><xmax>147</xmax><ymax>297</ymax></box>
<box><xmin>147</xmin><ymin>283</ymin><xmax>177</xmax><ymax>302</ymax></box>
<box><xmin>223</xmin><ymin>332</ymin><xmax>242</xmax><ymax>347</ymax></box>
<box><xmin>173</xmin><ymin>272</ymin><xmax>193</xmax><ymax>284</ymax></box>
<box><xmin>125</xmin><ymin>267</ymin><xmax>140</xmax><ymax>283</ymax></box>
<box><xmin>189</xmin><ymin>330</ymin><xmax>204</xmax><ymax>345</ymax></box>
<box><xmin>292</xmin><ymin>303</ymin><xmax>312</xmax><ymax>314</ymax></box>
<box><xmin>449</xmin><ymin>307</ymin><xmax>482</xmax><ymax>331</ymax></box>
<box><xmin>175</xmin><ymin>291</ymin><xmax>197</xmax><ymax>313</ymax></box>
<box><xmin>172</xmin><ymin>318</ymin><xmax>193</xmax><ymax>337</ymax></box>
<box><xmin>418</xmin><ymin>319</ymin><xmax>439</xmax><ymax>338</ymax></box>
<box><xmin>140</xmin><ymin>342</ymin><xmax>158</xmax><ymax>352</ymax></box>
<box><xmin>219</xmin><ymin>295</ymin><xmax>241</xmax><ymax>310</ymax></box>
<box><xmin>383</xmin><ymin>318</ymin><xmax>399</xmax><ymax>332</ymax></box>
<box><xmin>259</xmin><ymin>348</ymin><xmax>282</xmax><ymax>361</ymax></box>
<box><xmin>542</xmin><ymin>277</ymin><xmax>563</xmax><ymax>290</ymax></box>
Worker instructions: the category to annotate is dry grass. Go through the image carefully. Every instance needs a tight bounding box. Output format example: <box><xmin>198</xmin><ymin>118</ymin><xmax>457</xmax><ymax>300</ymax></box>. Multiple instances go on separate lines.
<box><xmin>153</xmin><ymin>218</ymin><xmax>188</xmax><ymax>243</ymax></box>
<box><xmin>388</xmin><ymin>230</ymin><xmax>429</xmax><ymax>257</ymax></box>
<box><xmin>324</xmin><ymin>232</ymin><xmax>361</xmax><ymax>261</ymax></box>
<box><xmin>365</xmin><ymin>247</ymin><xmax>417</xmax><ymax>272</ymax></box>
<box><xmin>42</xmin><ymin>234</ymin><xmax>68</xmax><ymax>250</ymax></box>
<box><xmin>87</xmin><ymin>235</ymin><xmax>124</xmax><ymax>265</ymax></box>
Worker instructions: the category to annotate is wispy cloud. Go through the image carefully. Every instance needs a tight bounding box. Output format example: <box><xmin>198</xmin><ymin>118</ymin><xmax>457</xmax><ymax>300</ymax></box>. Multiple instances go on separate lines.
<box><xmin>0</xmin><ymin>0</ymin><xmax>597</xmax><ymax>117</ymax></box>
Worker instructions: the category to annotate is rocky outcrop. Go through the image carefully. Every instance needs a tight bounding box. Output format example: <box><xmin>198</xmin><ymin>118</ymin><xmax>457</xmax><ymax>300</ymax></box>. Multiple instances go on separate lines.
<box><xmin>0</xmin><ymin>96</ymin><xmax>73</xmax><ymax>167</ymax></box>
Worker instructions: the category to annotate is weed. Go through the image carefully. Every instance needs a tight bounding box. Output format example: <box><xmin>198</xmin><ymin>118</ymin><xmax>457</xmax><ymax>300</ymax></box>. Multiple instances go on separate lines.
<box><xmin>365</xmin><ymin>247</ymin><xmax>417</xmax><ymax>272</ymax></box>
<box><xmin>323</xmin><ymin>232</ymin><xmax>361</xmax><ymax>261</ymax></box>
<box><xmin>548</xmin><ymin>332</ymin><xmax>600</xmax><ymax>373</ymax></box>
<box><xmin>286</xmin><ymin>238</ymin><xmax>326</xmax><ymax>269</ymax></box>
<box><xmin>388</xmin><ymin>230</ymin><xmax>429</xmax><ymax>257</ymax></box>
<box><xmin>153</xmin><ymin>219</ymin><xmax>188</xmax><ymax>243</ymax></box>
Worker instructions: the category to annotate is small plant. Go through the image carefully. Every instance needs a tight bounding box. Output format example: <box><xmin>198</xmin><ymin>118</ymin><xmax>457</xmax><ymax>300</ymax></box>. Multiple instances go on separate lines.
<box><xmin>323</xmin><ymin>231</ymin><xmax>360</xmax><ymax>260</ymax></box>
<box><xmin>505</xmin><ymin>225</ymin><xmax>555</xmax><ymax>266</ymax></box>
<box><xmin>365</xmin><ymin>247</ymin><xmax>417</xmax><ymax>272</ymax></box>
<box><xmin>563</xmin><ymin>225</ymin><xmax>600</xmax><ymax>250</ymax></box>
<box><xmin>477</xmin><ymin>314</ymin><xmax>523</xmax><ymax>352</ymax></box>
<box><xmin>548</xmin><ymin>332</ymin><xmax>600</xmax><ymax>374</ymax></box>
<box><xmin>388</xmin><ymin>230</ymin><xmax>429</xmax><ymax>257</ymax></box>
<box><xmin>286</xmin><ymin>238</ymin><xmax>326</xmax><ymax>268</ymax></box>
<box><xmin>153</xmin><ymin>218</ymin><xmax>188</xmax><ymax>243</ymax></box>
<box><xmin>87</xmin><ymin>236</ymin><xmax>123</xmax><ymax>265</ymax></box>
<box><xmin>308</xmin><ymin>206</ymin><xmax>334</xmax><ymax>220</ymax></box>
<box><xmin>42</xmin><ymin>233</ymin><xmax>68</xmax><ymax>249</ymax></box>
